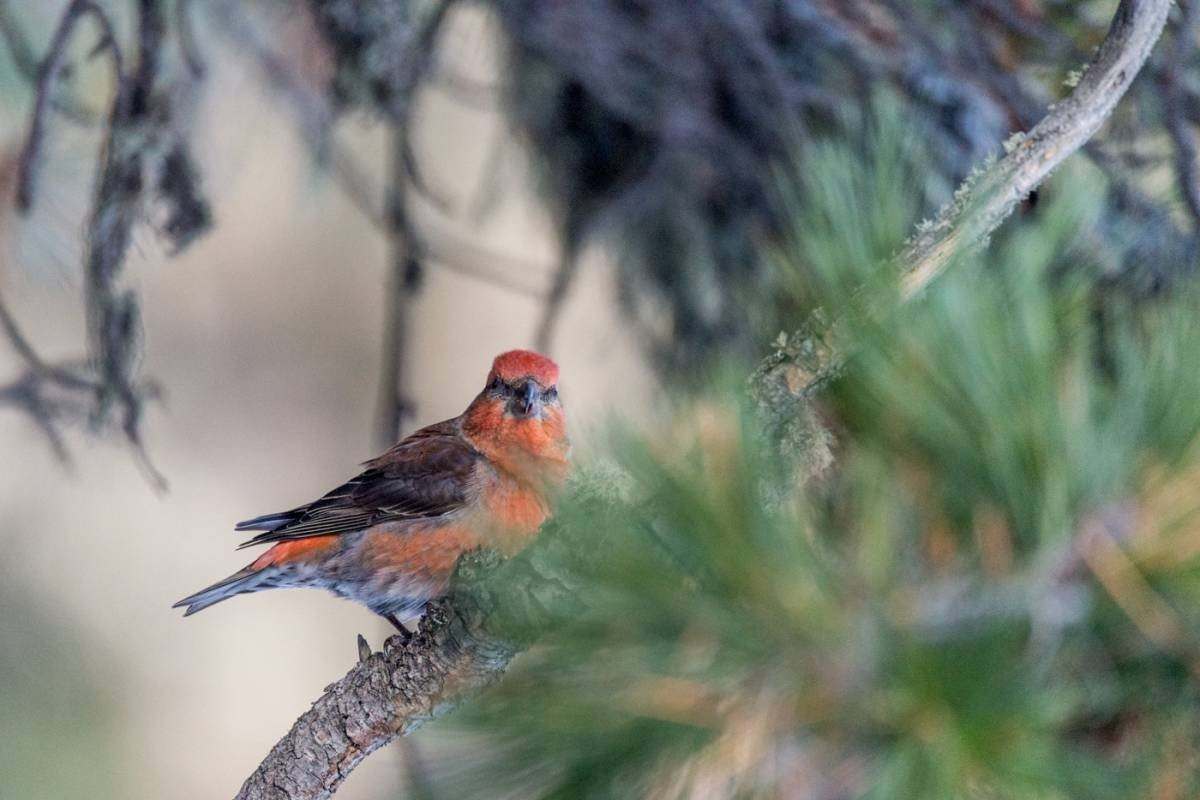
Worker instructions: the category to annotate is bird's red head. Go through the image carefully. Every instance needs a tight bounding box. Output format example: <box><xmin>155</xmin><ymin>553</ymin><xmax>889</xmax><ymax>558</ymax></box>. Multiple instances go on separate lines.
<box><xmin>487</xmin><ymin>350</ymin><xmax>559</xmax><ymax>389</ymax></box>
<box><xmin>464</xmin><ymin>350</ymin><xmax>569</xmax><ymax>485</ymax></box>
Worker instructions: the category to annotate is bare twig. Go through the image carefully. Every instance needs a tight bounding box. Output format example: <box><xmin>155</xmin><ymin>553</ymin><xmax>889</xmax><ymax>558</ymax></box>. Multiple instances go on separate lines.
<box><xmin>175</xmin><ymin>0</ymin><xmax>206</xmax><ymax>78</ymax></box>
<box><xmin>0</xmin><ymin>288</ymin><xmax>100</xmax><ymax>464</ymax></box>
<box><xmin>15</xmin><ymin>0</ymin><xmax>120</xmax><ymax>212</ymax></box>
<box><xmin>533</xmin><ymin>237</ymin><xmax>581</xmax><ymax>352</ymax></box>
<box><xmin>208</xmin><ymin>0</ymin><xmax>546</xmax><ymax>302</ymax></box>
<box><xmin>0</xmin><ymin>0</ymin><xmax>41</xmax><ymax>79</ymax></box>
<box><xmin>341</xmin><ymin>163</ymin><xmax>551</xmax><ymax>298</ymax></box>
<box><xmin>0</xmin><ymin>294</ymin><xmax>93</xmax><ymax>390</ymax></box>
<box><xmin>370</xmin><ymin>0</ymin><xmax>457</xmax><ymax>446</ymax></box>
<box><xmin>0</xmin><ymin>0</ymin><xmax>96</xmax><ymax>124</ymax></box>
<box><xmin>0</xmin><ymin>289</ymin><xmax>53</xmax><ymax>376</ymax></box>
<box><xmin>375</xmin><ymin>126</ymin><xmax>421</xmax><ymax>447</ymax></box>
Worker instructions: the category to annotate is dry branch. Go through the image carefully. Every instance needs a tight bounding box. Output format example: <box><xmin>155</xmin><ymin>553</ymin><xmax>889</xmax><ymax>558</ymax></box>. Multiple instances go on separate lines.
<box><xmin>756</xmin><ymin>0</ymin><xmax>1173</xmax><ymax>408</ymax></box>
<box><xmin>15</xmin><ymin>0</ymin><xmax>118</xmax><ymax>212</ymax></box>
<box><xmin>898</xmin><ymin>0</ymin><xmax>1172</xmax><ymax>299</ymax></box>
<box><xmin>4</xmin><ymin>0</ymin><xmax>212</xmax><ymax>480</ymax></box>
<box><xmin>235</xmin><ymin>541</ymin><xmax>583</xmax><ymax>800</ymax></box>
<box><xmin>233</xmin><ymin>2</ymin><xmax>1172</xmax><ymax>798</ymax></box>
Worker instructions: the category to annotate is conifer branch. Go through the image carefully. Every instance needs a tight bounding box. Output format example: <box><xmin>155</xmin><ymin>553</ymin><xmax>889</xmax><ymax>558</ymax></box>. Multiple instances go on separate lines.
<box><xmin>753</xmin><ymin>0</ymin><xmax>1172</xmax><ymax>465</ymax></box>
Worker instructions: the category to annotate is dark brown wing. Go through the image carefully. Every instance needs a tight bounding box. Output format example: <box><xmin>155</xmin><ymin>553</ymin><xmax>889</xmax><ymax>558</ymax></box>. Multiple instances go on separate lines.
<box><xmin>234</xmin><ymin>418</ymin><xmax>480</xmax><ymax>548</ymax></box>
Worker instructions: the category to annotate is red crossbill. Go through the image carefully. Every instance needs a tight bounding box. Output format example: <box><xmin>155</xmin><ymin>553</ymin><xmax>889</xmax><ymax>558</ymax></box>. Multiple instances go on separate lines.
<box><xmin>175</xmin><ymin>350</ymin><xmax>569</xmax><ymax>631</ymax></box>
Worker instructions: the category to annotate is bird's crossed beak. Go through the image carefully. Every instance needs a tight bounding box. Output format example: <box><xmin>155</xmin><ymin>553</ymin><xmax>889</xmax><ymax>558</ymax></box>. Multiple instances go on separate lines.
<box><xmin>510</xmin><ymin>379</ymin><xmax>542</xmax><ymax>418</ymax></box>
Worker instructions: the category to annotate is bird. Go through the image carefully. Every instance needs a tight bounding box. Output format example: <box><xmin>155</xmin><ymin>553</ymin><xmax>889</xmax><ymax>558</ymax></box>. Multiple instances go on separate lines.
<box><xmin>174</xmin><ymin>349</ymin><xmax>569</xmax><ymax>633</ymax></box>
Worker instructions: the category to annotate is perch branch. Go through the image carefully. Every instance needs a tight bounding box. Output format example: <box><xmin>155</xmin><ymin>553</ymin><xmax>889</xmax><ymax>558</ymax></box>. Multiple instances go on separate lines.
<box><xmin>236</xmin><ymin>2</ymin><xmax>1171</xmax><ymax>797</ymax></box>
<box><xmin>234</xmin><ymin>543</ymin><xmax>582</xmax><ymax>800</ymax></box>
<box><xmin>234</xmin><ymin>598</ymin><xmax>516</xmax><ymax>800</ymax></box>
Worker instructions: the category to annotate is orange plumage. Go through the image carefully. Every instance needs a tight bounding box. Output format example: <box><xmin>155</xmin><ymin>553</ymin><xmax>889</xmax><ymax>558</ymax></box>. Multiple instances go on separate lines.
<box><xmin>175</xmin><ymin>350</ymin><xmax>570</xmax><ymax>631</ymax></box>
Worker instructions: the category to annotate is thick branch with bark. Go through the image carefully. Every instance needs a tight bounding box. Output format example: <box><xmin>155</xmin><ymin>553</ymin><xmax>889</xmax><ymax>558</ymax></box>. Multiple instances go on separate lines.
<box><xmin>236</xmin><ymin>599</ymin><xmax>515</xmax><ymax>800</ymax></box>
<box><xmin>234</xmin><ymin>2</ymin><xmax>1173</xmax><ymax>797</ymax></box>
<box><xmin>235</xmin><ymin>538</ymin><xmax>586</xmax><ymax>800</ymax></box>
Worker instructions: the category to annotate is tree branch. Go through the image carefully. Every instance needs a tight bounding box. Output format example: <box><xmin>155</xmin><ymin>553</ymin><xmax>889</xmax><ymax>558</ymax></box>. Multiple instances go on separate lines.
<box><xmin>755</xmin><ymin>0</ymin><xmax>1172</xmax><ymax>410</ymax></box>
<box><xmin>533</xmin><ymin>226</ymin><xmax>584</xmax><ymax>353</ymax></box>
<box><xmin>15</xmin><ymin>0</ymin><xmax>119</xmax><ymax>212</ymax></box>
<box><xmin>898</xmin><ymin>0</ymin><xmax>1172</xmax><ymax>299</ymax></box>
<box><xmin>235</xmin><ymin>2</ymin><xmax>1172</xmax><ymax>797</ymax></box>
<box><xmin>234</xmin><ymin>540</ymin><xmax>583</xmax><ymax>800</ymax></box>
<box><xmin>234</xmin><ymin>596</ymin><xmax>515</xmax><ymax>800</ymax></box>
<box><xmin>375</xmin><ymin>125</ymin><xmax>421</xmax><ymax>447</ymax></box>
<box><xmin>208</xmin><ymin>0</ymin><xmax>548</xmax><ymax>304</ymax></box>
<box><xmin>6</xmin><ymin>0</ymin><xmax>212</xmax><ymax>482</ymax></box>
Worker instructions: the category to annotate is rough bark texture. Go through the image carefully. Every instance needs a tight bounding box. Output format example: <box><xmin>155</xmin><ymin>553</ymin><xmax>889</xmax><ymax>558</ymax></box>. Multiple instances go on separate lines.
<box><xmin>235</xmin><ymin>2</ymin><xmax>1172</xmax><ymax>797</ymax></box>
<box><xmin>235</xmin><ymin>596</ymin><xmax>515</xmax><ymax>800</ymax></box>
<box><xmin>235</xmin><ymin>536</ymin><xmax>586</xmax><ymax>800</ymax></box>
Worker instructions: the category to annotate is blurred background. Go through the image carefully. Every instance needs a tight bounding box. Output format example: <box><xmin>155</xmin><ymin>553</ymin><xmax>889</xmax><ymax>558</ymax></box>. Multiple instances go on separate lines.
<box><xmin>3</xmin><ymin>1</ymin><xmax>1200</xmax><ymax>799</ymax></box>
<box><xmin>0</xmin><ymin>4</ymin><xmax>652</xmax><ymax>798</ymax></box>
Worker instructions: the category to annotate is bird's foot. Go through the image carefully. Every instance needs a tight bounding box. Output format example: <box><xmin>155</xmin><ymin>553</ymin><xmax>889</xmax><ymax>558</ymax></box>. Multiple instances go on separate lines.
<box><xmin>357</xmin><ymin>633</ymin><xmax>373</xmax><ymax>663</ymax></box>
<box><xmin>384</xmin><ymin>613</ymin><xmax>413</xmax><ymax>643</ymax></box>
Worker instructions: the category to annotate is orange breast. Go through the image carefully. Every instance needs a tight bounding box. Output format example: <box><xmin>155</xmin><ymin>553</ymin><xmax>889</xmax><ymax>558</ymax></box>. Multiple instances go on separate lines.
<box><xmin>359</xmin><ymin>522</ymin><xmax>483</xmax><ymax>584</ymax></box>
<box><xmin>476</xmin><ymin>475</ymin><xmax>549</xmax><ymax>554</ymax></box>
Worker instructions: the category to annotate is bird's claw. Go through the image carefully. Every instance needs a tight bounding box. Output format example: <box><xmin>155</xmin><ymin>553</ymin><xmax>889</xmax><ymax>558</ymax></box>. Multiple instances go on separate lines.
<box><xmin>357</xmin><ymin>633</ymin><xmax>372</xmax><ymax>663</ymax></box>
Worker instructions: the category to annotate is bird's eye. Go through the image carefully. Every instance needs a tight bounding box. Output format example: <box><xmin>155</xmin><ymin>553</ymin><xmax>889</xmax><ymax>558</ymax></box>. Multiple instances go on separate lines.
<box><xmin>543</xmin><ymin>386</ymin><xmax>558</xmax><ymax>402</ymax></box>
<box><xmin>489</xmin><ymin>377</ymin><xmax>503</xmax><ymax>392</ymax></box>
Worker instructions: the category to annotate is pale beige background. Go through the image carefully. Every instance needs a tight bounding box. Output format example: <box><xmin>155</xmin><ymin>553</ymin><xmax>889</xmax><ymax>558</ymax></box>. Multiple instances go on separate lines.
<box><xmin>0</xmin><ymin>13</ymin><xmax>653</xmax><ymax>797</ymax></box>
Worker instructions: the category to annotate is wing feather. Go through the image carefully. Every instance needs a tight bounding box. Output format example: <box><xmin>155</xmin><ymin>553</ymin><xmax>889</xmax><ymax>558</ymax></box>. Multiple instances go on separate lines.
<box><xmin>235</xmin><ymin>418</ymin><xmax>479</xmax><ymax>548</ymax></box>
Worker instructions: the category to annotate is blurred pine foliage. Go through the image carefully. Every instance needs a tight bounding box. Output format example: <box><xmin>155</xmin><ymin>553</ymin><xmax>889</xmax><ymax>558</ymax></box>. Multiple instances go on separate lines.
<box><xmin>416</xmin><ymin>110</ymin><xmax>1200</xmax><ymax>800</ymax></box>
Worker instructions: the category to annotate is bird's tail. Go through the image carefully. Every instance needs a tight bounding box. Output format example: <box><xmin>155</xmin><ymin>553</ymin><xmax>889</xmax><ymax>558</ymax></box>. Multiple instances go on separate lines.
<box><xmin>173</xmin><ymin>564</ymin><xmax>275</xmax><ymax>617</ymax></box>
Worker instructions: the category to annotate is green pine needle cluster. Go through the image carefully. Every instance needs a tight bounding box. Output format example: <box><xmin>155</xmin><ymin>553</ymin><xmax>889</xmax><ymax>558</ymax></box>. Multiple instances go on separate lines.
<box><xmin>418</xmin><ymin>108</ymin><xmax>1200</xmax><ymax>800</ymax></box>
